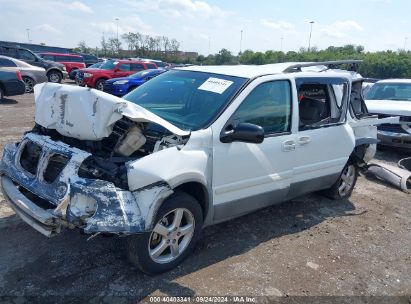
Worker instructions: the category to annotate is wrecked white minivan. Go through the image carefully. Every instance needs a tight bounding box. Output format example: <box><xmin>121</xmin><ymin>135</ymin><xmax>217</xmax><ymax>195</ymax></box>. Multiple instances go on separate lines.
<box><xmin>0</xmin><ymin>61</ymin><xmax>396</xmax><ymax>274</ymax></box>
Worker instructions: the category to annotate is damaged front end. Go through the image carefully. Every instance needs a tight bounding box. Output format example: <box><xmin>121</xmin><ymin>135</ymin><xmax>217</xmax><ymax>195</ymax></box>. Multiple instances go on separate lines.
<box><xmin>0</xmin><ymin>83</ymin><xmax>188</xmax><ymax>237</ymax></box>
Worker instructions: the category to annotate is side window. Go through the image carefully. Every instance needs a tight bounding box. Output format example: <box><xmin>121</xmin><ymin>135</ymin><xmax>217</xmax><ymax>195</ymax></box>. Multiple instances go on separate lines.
<box><xmin>17</xmin><ymin>49</ymin><xmax>36</xmax><ymax>61</ymax></box>
<box><xmin>146</xmin><ymin>63</ymin><xmax>157</xmax><ymax>69</ymax></box>
<box><xmin>131</xmin><ymin>63</ymin><xmax>144</xmax><ymax>71</ymax></box>
<box><xmin>118</xmin><ymin>63</ymin><xmax>131</xmax><ymax>71</ymax></box>
<box><xmin>42</xmin><ymin>55</ymin><xmax>55</xmax><ymax>61</ymax></box>
<box><xmin>231</xmin><ymin>80</ymin><xmax>292</xmax><ymax>135</ymax></box>
<box><xmin>1</xmin><ymin>47</ymin><xmax>17</xmax><ymax>58</ymax></box>
<box><xmin>0</xmin><ymin>58</ymin><xmax>17</xmax><ymax>67</ymax></box>
<box><xmin>297</xmin><ymin>78</ymin><xmax>348</xmax><ymax>130</ymax></box>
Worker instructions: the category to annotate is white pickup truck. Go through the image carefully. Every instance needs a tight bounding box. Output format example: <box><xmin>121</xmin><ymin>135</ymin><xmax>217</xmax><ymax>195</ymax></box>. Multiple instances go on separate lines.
<box><xmin>0</xmin><ymin>61</ymin><xmax>396</xmax><ymax>274</ymax></box>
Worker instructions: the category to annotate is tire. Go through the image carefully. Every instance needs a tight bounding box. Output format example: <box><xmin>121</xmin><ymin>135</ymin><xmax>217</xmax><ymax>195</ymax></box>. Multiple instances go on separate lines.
<box><xmin>47</xmin><ymin>70</ymin><xmax>62</xmax><ymax>83</ymax></box>
<box><xmin>0</xmin><ymin>86</ymin><xmax>4</xmax><ymax>100</ymax></box>
<box><xmin>22</xmin><ymin>76</ymin><xmax>35</xmax><ymax>93</ymax></box>
<box><xmin>127</xmin><ymin>191</ymin><xmax>203</xmax><ymax>275</ymax></box>
<box><xmin>323</xmin><ymin>161</ymin><xmax>358</xmax><ymax>200</ymax></box>
<box><xmin>95</xmin><ymin>79</ymin><xmax>106</xmax><ymax>91</ymax></box>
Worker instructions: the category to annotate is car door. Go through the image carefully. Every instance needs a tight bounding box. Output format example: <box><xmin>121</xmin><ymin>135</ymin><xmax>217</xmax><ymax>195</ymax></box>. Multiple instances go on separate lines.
<box><xmin>288</xmin><ymin>77</ymin><xmax>355</xmax><ymax>198</ymax></box>
<box><xmin>212</xmin><ymin>76</ymin><xmax>297</xmax><ymax>222</ymax></box>
<box><xmin>115</xmin><ymin>63</ymin><xmax>132</xmax><ymax>77</ymax></box>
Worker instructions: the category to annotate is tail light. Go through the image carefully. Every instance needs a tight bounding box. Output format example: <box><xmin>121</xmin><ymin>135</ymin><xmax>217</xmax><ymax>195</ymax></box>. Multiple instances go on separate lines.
<box><xmin>16</xmin><ymin>70</ymin><xmax>23</xmax><ymax>81</ymax></box>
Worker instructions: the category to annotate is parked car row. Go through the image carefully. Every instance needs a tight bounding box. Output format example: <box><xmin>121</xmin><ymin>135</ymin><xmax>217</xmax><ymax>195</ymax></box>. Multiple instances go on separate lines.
<box><xmin>0</xmin><ymin>70</ymin><xmax>25</xmax><ymax>100</ymax></box>
<box><xmin>0</xmin><ymin>44</ymin><xmax>67</xmax><ymax>83</ymax></box>
<box><xmin>0</xmin><ymin>56</ymin><xmax>48</xmax><ymax>93</ymax></box>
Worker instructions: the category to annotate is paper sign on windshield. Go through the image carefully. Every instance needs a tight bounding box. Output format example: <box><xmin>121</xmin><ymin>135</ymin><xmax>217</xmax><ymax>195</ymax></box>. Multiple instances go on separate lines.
<box><xmin>198</xmin><ymin>77</ymin><xmax>233</xmax><ymax>94</ymax></box>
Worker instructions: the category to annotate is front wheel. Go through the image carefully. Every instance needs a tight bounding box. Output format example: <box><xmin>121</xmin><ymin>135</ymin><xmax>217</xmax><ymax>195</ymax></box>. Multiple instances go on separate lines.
<box><xmin>127</xmin><ymin>191</ymin><xmax>203</xmax><ymax>274</ymax></box>
<box><xmin>95</xmin><ymin>79</ymin><xmax>106</xmax><ymax>91</ymax></box>
<box><xmin>324</xmin><ymin>162</ymin><xmax>358</xmax><ymax>200</ymax></box>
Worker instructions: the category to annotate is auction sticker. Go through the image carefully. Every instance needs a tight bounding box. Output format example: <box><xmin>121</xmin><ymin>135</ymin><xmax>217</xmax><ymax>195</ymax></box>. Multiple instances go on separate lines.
<box><xmin>198</xmin><ymin>77</ymin><xmax>233</xmax><ymax>94</ymax></box>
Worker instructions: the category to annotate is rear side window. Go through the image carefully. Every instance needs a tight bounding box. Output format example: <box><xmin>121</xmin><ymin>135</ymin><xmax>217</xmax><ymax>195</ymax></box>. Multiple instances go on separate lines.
<box><xmin>231</xmin><ymin>80</ymin><xmax>292</xmax><ymax>135</ymax></box>
<box><xmin>0</xmin><ymin>58</ymin><xmax>17</xmax><ymax>67</ymax></box>
<box><xmin>131</xmin><ymin>63</ymin><xmax>144</xmax><ymax>71</ymax></box>
<box><xmin>71</xmin><ymin>56</ymin><xmax>84</xmax><ymax>63</ymax></box>
<box><xmin>42</xmin><ymin>55</ymin><xmax>55</xmax><ymax>61</ymax></box>
<box><xmin>0</xmin><ymin>47</ymin><xmax>17</xmax><ymax>57</ymax></box>
<box><xmin>297</xmin><ymin>77</ymin><xmax>348</xmax><ymax>130</ymax></box>
<box><xmin>118</xmin><ymin>63</ymin><xmax>131</xmax><ymax>71</ymax></box>
<box><xmin>17</xmin><ymin>49</ymin><xmax>36</xmax><ymax>61</ymax></box>
<box><xmin>146</xmin><ymin>63</ymin><xmax>157</xmax><ymax>69</ymax></box>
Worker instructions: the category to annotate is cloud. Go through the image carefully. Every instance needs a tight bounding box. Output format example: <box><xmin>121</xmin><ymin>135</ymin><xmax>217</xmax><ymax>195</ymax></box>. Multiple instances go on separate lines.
<box><xmin>260</xmin><ymin>19</ymin><xmax>295</xmax><ymax>32</ymax></box>
<box><xmin>36</xmin><ymin>23</ymin><xmax>60</xmax><ymax>34</ymax></box>
<box><xmin>90</xmin><ymin>16</ymin><xmax>154</xmax><ymax>37</ymax></box>
<box><xmin>124</xmin><ymin>0</ymin><xmax>229</xmax><ymax>19</ymax></box>
<box><xmin>67</xmin><ymin>1</ymin><xmax>93</xmax><ymax>13</ymax></box>
<box><xmin>320</xmin><ymin>20</ymin><xmax>364</xmax><ymax>38</ymax></box>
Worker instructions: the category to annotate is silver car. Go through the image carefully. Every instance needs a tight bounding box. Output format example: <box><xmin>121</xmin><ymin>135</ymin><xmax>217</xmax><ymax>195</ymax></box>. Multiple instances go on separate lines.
<box><xmin>0</xmin><ymin>55</ymin><xmax>48</xmax><ymax>93</ymax></box>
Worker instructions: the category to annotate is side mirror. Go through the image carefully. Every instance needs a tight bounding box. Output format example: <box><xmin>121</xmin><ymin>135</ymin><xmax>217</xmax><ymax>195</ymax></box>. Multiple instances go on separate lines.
<box><xmin>220</xmin><ymin>122</ymin><xmax>264</xmax><ymax>144</ymax></box>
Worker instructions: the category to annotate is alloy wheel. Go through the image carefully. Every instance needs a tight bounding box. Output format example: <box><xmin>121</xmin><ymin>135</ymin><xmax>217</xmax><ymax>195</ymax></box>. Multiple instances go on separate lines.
<box><xmin>148</xmin><ymin>208</ymin><xmax>195</xmax><ymax>264</ymax></box>
<box><xmin>338</xmin><ymin>164</ymin><xmax>356</xmax><ymax>196</ymax></box>
<box><xmin>23</xmin><ymin>77</ymin><xmax>34</xmax><ymax>93</ymax></box>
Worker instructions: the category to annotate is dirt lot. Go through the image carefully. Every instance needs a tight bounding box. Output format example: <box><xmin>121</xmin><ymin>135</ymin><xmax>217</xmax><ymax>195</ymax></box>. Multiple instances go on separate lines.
<box><xmin>0</xmin><ymin>82</ymin><xmax>410</xmax><ymax>303</ymax></box>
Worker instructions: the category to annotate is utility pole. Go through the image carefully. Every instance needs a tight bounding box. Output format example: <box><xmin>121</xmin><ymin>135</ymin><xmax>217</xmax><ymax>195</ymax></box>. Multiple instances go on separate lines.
<box><xmin>308</xmin><ymin>21</ymin><xmax>315</xmax><ymax>51</ymax></box>
<box><xmin>115</xmin><ymin>18</ymin><xmax>119</xmax><ymax>41</ymax></box>
<box><xmin>208</xmin><ymin>36</ymin><xmax>211</xmax><ymax>55</ymax></box>
<box><xmin>404</xmin><ymin>37</ymin><xmax>408</xmax><ymax>50</ymax></box>
<box><xmin>239</xmin><ymin>30</ymin><xmax>243</xmax><ymax>54</ymax></box>
<box><xmin>26</xmin><ymin>28</ymin><xmax>30</xmax><ymax>43</ymax></box>
<box><xmin>280</xmin><ymin>36</ymin><xmax>284</xmax><ymax>52</ymax></box>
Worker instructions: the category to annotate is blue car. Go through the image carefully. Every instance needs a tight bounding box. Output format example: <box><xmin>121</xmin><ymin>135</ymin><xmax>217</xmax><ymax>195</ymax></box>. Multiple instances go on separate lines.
<box><xmin>103</xmin><ymin>69</ymin><xmax>166</xmax><ymax>96</ymax></box>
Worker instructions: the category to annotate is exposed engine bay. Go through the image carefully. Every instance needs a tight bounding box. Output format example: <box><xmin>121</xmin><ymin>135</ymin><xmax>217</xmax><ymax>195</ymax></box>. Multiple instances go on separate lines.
<box><xmin>30</xmin><ymin>117</ymin><xmax>188</xmax><ymax>190</ymax></box>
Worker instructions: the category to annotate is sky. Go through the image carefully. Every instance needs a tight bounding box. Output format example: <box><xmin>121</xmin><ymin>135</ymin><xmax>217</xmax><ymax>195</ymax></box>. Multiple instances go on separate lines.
<box><xmin>0</xmin><ymin>0</ymin><xmax>410</xmax><ymax>55</ymax></box>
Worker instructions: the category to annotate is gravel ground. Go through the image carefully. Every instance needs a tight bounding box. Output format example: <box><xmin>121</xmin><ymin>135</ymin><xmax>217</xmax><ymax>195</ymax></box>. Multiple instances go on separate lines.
<box><xmin>0</xmin><ymin>81</ymin><xmax>410</xmax><ymax>303</ymax></box>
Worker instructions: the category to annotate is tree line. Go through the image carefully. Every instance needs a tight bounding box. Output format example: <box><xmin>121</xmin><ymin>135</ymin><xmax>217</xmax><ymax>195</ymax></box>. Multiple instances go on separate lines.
<box><xmin>74</xmin><ymin>31</ymin><xmax>181</xmax><ymax>61</ymax></box>
<box><xmin>74</xmin><ymin>40</ymin><xmax>411</xmax><ymax>79</ymax></box>
<box><xmin>195</xmin><ymin>45</ymin><xmax>411</xmax><ymax>79</ymax></box>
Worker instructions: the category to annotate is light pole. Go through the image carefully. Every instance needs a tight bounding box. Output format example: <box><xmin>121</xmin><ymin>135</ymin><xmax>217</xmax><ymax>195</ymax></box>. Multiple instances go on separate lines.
<box><xmin>239</xmin><ymin>30</ymin><xmax>243</xmax><ymax>54</ymax></box>
<box><xmin>26</xmin><ymin>28</ymin><xmax>30</xmax><ymax>43</ymax></box>
<box><xmin>308</xmin><ymin>21</ymin><xmax>315</xmax><ymax>51</ymax></box>
<box><xmin>208</xmin><ymin>36</ymin><xmax>211</xmax><ymax>55</ymax></box>
<box><xmin>115</xmin><ymin>18</ymin><xmax>119</xmax><ymax>41</ymax></box>
<box><xmin>280</xmin><ymin>36</ymin><xmax>284</xmax><ymax>52</ymax></box>
<box><xmin>404</xmin><ymin>37</ymin><xmax>408</xmax><ymax>50</ymax></box>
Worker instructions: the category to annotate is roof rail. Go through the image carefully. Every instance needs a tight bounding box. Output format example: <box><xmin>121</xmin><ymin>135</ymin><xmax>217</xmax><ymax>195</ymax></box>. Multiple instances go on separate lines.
<box><xmin>283</xmin><ymin>60</ymin><xmax>363</xmax><ymax>73</ymax></box>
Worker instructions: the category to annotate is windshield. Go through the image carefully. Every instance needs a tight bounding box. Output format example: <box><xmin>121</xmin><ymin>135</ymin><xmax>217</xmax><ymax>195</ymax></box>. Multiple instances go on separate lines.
<box><xmin>123</xmin><ymin>70</ymin><xmax>247</xmax><ymax>130</ymax></box>
<box><xmin>365</xmin><ymin>83</ymin><xmax>411</xmax><ymax>101</ymax></box>
<box><xmin>89</xmin><ymin>62</ymin><xmax>103</xmax><ymax>69</ymax></box>
<box><xmin>130</xmin><ymin>69</ymin><xmax>161</xmax><ymax>79</ymax></box>
<box><xmin>99</xmin><ymin>60</ymin><xmax>118</xmax><ymax>70</ymax></box>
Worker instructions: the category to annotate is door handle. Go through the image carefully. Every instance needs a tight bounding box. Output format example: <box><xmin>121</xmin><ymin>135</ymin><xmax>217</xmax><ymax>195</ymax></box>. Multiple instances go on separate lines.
<box><xmin>282</xmin><ymin>140</ymin><xmax>296</xmax><ymax>152</ymax></box>
<box><xmin>298</xmin><ymin>136</ymin><xmax>311</xmax><ymax>146</ymax></box>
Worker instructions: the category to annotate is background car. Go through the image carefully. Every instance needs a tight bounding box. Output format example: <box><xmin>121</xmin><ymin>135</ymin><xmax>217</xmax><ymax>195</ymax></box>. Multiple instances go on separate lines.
<box><xmin>0</xmin><ymin>70</ymin><xmax>25</xmax><ymax>100</ymax></box>
<box><xmin>38</xmin><ymin>53</ymin><xmax>86</xmax><ymax>74</ymax></box>
<box><xmin>70</xmin><ymin>61</ymin><xmax>103</xmax><ymax>80</ymax></box>
<box><xmin>103</xmin><ymin>69</ymin><xmax>166</xmax><ymax>96</ymax></box>
<box><xmin>0</xmin><ymin>44</ymin><xmax>67</xmax><ymax>83</ymax></box>
<box><xmin>76</xmin><ymin>59</ymin><xmax>157</xmax><ymax>90</ymax></box>
<box><xmin>75</xmin><ymin>53</ymin><xmax>99</xmax><ymax>67</ymax></box>
<box><xmin>0</xmin><ymin>55</ymin><xmax>48</xmax><ymax>93</ymax></box>
<box><xmin>365</xmin><ymin>79</ymin><xmax>411</xmax><ymax>150</ymax></box>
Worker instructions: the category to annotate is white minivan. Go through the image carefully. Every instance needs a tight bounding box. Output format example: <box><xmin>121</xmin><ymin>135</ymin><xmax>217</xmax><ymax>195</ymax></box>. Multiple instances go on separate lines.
<box><xmin>0</xmin><ymin>61</ymin><xmax>394</xmax><ymax>274</ymax></box>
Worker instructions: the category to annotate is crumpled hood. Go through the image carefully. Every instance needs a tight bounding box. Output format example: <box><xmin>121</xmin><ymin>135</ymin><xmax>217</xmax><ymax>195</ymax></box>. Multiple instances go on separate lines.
<box><xmin>365</xmin><ymin>99</ymin><xmax>411</xmax><ymax>117</ymax></box>
<box><xmin>33</xmin><ymin>82</ymin><xmax>190</xmax><ymax>140</ymax></box>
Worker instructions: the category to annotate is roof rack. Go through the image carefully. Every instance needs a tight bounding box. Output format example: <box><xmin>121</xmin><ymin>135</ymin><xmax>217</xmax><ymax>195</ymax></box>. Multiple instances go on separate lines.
<box><xmin>283</xmin><ymin>60</ymin><xmax>363</xmax><ymax>73</ymax></box>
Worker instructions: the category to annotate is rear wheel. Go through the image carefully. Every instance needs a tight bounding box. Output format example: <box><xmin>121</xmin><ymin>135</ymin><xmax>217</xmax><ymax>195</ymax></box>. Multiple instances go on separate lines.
<box><xmin>0</xmin><ymin>86</ymin><xmax>4</xmax><ymax>100</ymax></box>
<box><xmin>324</xmin><ymin>162</ymin><xmax>358</xmax><ymax>200</ymax></box>
<box><xmin>47</xmin><ymin>70</ymin><xmax>62</xmax><ymax>83</ymax></box>
<box><xmin>127</xmin><ymin>191</ymin><xmax>203</xmax><ymax>274</ymax></box>
<box><xmin>95</xmin><ymin>79</ymin><xmax>106</xmax><ymax>91</ymax></box>
<box><xmin>22</xmin><ymin>76</ymin><xmax>35</xmax><ymax>93</ymax></box>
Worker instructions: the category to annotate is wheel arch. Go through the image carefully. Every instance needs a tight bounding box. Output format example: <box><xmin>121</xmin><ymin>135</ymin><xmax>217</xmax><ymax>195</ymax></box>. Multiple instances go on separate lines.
<box><xmin>172</xmin><ymin>181</ymin><xmax>210</xmax><ymax>221</ymax></box>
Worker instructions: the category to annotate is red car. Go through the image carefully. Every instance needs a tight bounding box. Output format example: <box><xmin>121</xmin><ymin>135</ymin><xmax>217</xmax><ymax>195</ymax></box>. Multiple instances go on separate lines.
<box><xmin>77</xmin><ymin>59</ymin><xmax>157</xmax><ymax>90</ymax></box>
<box><xmin>38</xmin><ymin>53</ymin><xmax>86</xmax><ymax>74</ymax></box>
